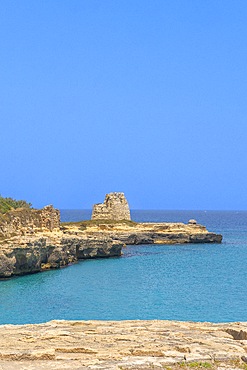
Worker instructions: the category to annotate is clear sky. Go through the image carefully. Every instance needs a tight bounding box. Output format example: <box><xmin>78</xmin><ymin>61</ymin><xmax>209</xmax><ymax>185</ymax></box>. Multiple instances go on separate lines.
<box><xmin>1</xmin><ymin>1</ymin><xmax>247</xmax><ymax>210</ymax></box>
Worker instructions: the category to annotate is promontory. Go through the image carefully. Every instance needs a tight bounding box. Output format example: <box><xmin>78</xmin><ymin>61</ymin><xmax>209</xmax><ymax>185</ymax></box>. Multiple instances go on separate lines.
<box><xmin>0</xmin><ymin>193</ymin><xmax>222</xmax><ymax>278</ymax></box>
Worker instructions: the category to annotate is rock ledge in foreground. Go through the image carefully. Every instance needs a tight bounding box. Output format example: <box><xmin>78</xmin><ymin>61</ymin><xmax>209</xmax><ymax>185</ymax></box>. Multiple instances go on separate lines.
<box><xmin>0</xmin><ymin>320</ymin><xmax>246</xmax><ymax>369</ymax></box>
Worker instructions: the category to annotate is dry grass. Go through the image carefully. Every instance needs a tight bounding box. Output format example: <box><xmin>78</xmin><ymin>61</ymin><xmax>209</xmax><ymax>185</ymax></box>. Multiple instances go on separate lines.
<box><xmin>61</xmin><ymin>219</ymin><xmax>138</xmax><ymax>230</ymax></box>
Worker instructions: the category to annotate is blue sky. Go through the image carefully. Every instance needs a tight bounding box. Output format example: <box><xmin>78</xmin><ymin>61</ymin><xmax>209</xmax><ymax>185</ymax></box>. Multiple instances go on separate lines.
<box><xmin>1</xmin><ymin>1</ymin><xmax>247</xmax><ymax>210</ymax></box>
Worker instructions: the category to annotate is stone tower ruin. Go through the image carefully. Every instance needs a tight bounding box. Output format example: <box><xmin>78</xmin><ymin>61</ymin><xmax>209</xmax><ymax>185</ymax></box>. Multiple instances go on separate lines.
<box><xmin>91</xmin><ymin>192</ymin><xmax>131</xmax><ymax>221</ymax></box>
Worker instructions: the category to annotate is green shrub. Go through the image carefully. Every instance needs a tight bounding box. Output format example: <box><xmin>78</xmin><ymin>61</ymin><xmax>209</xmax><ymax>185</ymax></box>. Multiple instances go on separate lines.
<box><xmin>0</xmin><ymin>195</ymin><xmax>32</xmax><ymax>214</ymax></box>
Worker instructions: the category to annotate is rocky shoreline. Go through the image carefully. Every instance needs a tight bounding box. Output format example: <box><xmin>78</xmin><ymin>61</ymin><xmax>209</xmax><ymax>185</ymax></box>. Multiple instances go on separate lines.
<box><xmin>0</xmin><ymin>219</ymin><xmax>222</xmax><ymax>278</ymax></box>
<box><xmin>66</xmin><ymin>220</ymin><xmax>222</xmax><ymax>245</ymax></box>
<box><xmin>0</xmin><ymin>319</ymin><xmax>246</xmax><ymax>369</ymax></box>
<box><xmin>0</xmin><ymin>230</ymin><xmax>122</xmax><ymax>278</ymax></box>
<box><xmin>0</xmin><ymin>195</ymin><xmax>235</xmax><ymax>370</ymax></box>
<box><xmin>0</xmin><ymin>193</ymin><xmax>222</xmax><ymax>278</ymax></box>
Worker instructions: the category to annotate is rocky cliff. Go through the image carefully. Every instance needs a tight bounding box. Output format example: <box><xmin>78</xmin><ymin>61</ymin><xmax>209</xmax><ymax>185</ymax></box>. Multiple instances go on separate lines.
<box><xmin>0</xmin><ymin>231</ymin><xmax>122</xmax><ymax>278</ymax></box>
<box><xmin>0</xmin><ymin>205</ymin><xmax>123</xmax><ymax>278</ymax></box>
<box><xmin>0</xmin><ymin>217</ymin><xmax>222</xmax><ymax>278</ymax></box>
<box><xmin>0</xmin><ymin>320</ymin><xmax>246</xmax><ymax>369</ymax></box>
<box><xmin>92</xmin><ymin>192</ymin><xmax>131</xmax><ymax>221</ymax></box>
<box><xmin>0</xmin><ymin>198</ymin><xmax>222</xmax><ymax>278</ymax></box>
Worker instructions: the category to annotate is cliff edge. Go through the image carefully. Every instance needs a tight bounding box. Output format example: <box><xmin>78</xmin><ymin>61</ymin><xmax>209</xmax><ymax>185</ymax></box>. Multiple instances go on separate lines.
<box><xmin>0</xmin><ymin>205</ymin><xmax>122</xmax><ymax>278</ymax></box>
<box><xmin>0</xmin><ymin>194</ymin><xmax>223</xmax><ymax>278</ymax></box>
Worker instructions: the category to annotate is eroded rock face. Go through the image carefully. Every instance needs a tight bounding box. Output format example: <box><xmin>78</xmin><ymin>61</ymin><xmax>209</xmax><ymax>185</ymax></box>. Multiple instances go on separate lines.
<box><xmin>0</xmin><ymin>201</ymin><xmax>128</xmax><ymax>278</ymax></box>
<box><xmin>92</xmin><ymin>192</ymin><xmax>131</xmax><ymax>221</ymax></box>
<box><xmin>0</xmin><ymin>198</ymin><xmax>222</xmax><ymax>279</ymax></box>
<box><xmin>0</xmin><ymin>232</ymin><xmax>122</xmax><ymax>278</ymax></box>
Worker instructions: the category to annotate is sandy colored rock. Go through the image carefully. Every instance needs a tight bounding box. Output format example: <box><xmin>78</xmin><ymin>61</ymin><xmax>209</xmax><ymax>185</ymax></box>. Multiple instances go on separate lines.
<box><xmin>0</xmin><ymin>219</ymin><xmax>222</xmax><ymax>277</ymax></box>
<box><xmin>0</xmin><ymin>230</ymin><xmax>122</xmax><ymax>277</ymax></box>
<box><xmin>188</xmin><ymin>219</ymin><xmax>197</xmax><ymax>225</ymax></box>
<box><xmin>69</xmin><ymin>221</ymin><xmax>223</xmax><ymax>245</ymax></box>
<box><xmin>0</xmin><ymin>205</ymin><xmax>60</xmax><ymax>238</ymax></box>
<box><xmin>0</xmin><ymin>199</ymin><xmax>222</xmax><ymax>278</ymax></box>
<box><xmin>0</xmin><ymin>320</ymin><xmax>246</xmax><ymax>369</ymax></box>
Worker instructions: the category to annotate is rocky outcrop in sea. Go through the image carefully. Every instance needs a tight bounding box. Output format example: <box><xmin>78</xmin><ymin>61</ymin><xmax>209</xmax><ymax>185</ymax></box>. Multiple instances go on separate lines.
<box><xmin>0</xmin><ymin>193</ymin><xmax>223</xmax><ymax>278</ymax></box>
<box><xmin>0</xmin><ymin>205</ymin><xmax>123</xmax><ymax>277</ymax></box>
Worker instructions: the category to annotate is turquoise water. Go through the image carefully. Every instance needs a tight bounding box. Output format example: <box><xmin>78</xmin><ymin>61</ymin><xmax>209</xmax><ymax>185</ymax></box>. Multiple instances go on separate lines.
<box><xmin>0</xmin><ymin>210</ymin><xmax>246</xmax><ymax>324</ymax></box>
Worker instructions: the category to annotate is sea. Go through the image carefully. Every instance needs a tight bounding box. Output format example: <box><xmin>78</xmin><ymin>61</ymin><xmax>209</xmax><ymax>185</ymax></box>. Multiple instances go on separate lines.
<box><xmin>0</xmin><ymin>210</ymin><xmax>246</xmax><ymax>325</ymax></box>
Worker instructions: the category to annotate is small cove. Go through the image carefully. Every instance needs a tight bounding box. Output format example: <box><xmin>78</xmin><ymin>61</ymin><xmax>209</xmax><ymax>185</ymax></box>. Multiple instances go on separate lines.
<box><xmin>0</xmin><ymin>210</ymin><xmax>246</xmax><ymax>324</ymax></box>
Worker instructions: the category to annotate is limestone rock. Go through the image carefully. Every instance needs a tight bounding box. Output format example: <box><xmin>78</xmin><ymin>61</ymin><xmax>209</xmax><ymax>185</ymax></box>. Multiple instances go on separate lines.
<box><xmin>92</xmin><ymin>192</ymin><xmax>131</xmax><ymax>221</ymax></box>
<box><xmin>188</xmin><ymin>219</ymin><xmax>197</xmax><ymax>225</ymax></box>
<box><xmin>0</xmin><ymin>232</ymin><xmax>123</xmax><ymax>278</ymax></box>
<box><xmin>0</xmin><ymin>320</ymin><xmax>246</xmax><ymax>369</ymax></box>
<box><xmin>74</xmin><ymin>221</ymin><xmax>223</xmax><ymax>245</ymax></box>
<box><xmin>0</xmin><ymin>205</ymin><xmax>60</xmax><ymax>238</ymax></box>
<box><xmin>76</xmin><ymin>237</ymin><xmax>123</xmax><ymax>259</ymax></box>
<box><xmin>0</xmin><ymin>197</ymin><xmax>223</xmax><ymax>279</ymax></box>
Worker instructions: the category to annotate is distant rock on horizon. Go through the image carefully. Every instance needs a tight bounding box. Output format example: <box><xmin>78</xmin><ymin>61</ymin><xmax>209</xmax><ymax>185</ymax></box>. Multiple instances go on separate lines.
<box><xmin>91</xmin><ymin>192</ymin><xmax>131</xmax><ymax>221</ymax></box>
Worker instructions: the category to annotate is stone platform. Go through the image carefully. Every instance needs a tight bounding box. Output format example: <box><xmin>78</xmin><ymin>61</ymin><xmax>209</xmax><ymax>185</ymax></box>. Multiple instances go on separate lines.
<box><xmin>0</xmin><ymin>320</ymin><xmax>246</xmax><ymax>369</ymax></box>
<box><xmin>62</xmin><ymin>220</ymin><xmax>223</xmax><ymax>245</ymax></box>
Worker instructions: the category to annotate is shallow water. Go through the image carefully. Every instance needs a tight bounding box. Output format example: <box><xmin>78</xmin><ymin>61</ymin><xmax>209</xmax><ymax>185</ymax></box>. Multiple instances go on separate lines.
<box><xmin>0</xmin><ymin>210</ymin><xmax>246</xmax><ymax>324</ymax></box>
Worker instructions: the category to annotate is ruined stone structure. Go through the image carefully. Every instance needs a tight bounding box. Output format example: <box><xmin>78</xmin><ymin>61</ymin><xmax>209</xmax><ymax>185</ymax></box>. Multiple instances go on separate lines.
<box><xmin>0</xmin><ymin>196</ymin><xmax>222</xmax><ymax>278</ymax></box>
<box><xmin>0</xmin><ymin>205</ymin><xmax>60</xmax><ymax>238</ymax></box>
<box><xmin>40</xmin><ymin>205</ymin><xmax>60</xmax><ymax>231</ymax></box>
<box><xmin>91</xmin><ymin>192</ymin><xmax>131</xmax><ymax>221</ymax></box>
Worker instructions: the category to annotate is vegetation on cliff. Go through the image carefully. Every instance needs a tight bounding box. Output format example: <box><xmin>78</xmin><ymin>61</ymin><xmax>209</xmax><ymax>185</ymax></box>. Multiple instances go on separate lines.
<box><xmin>0</xmin><ymin>196</ymin><xmax>32</xmax><ymax>214</ymax></box>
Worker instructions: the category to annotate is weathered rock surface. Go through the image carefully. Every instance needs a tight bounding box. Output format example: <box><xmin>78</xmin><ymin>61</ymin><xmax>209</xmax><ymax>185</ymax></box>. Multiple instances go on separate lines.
<box><xmin>0</xmin><ymin>205</ymin><xmax>124</xmax><ymax>278</ymax></box>
<box><xmin>0</xmin><ymin>205</ymin><xmax>60</xmax><ymax>238</ymax></box>
<box><xmin>0</xmin><ymin>231</ymin><xmax>122</xmax><ymax>278</ymax></box>
<box><xmin>0</xmin><ymin>218</ymin><xmax>222</xmax><ymax>278</ymax></box>
<box><xmin>92</xmin><ymin>192</ymin><xmax>131</xmax><ymax>221</ymax></box>
<box><xmin>66</xmin><ymin>221</ymin><xmax>222</xmax><ymax>245</ymax></box>
<box><xmin>0</xmin><ymin>320</ymin><xmax>246</xmax><ymax>369</ymax></box>
<box><xmin>0</xmin><ymin>201</ymin><xmax>222</xmax><ymax>278</ymax></box>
